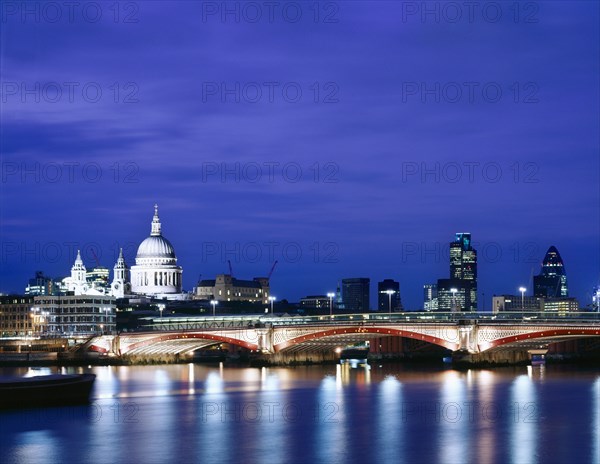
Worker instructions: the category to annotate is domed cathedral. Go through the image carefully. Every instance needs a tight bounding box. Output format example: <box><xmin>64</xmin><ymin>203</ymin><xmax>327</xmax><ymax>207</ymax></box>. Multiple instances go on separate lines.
<box><xmin>130</xmin><ymin>204</ymin><xmax>183</xmax><ymax>297</ymax></box>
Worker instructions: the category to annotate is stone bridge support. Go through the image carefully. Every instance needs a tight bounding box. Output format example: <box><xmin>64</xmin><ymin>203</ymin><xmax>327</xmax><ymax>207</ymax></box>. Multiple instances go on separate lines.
<box><xmin>457</xmin><ymin>321</ymin><xmax>479</xmax><ymax>353</ymax></box>
<box><xmin>256</xmin><ymin>328</ymin><xmax>273</xmax><ymax>353</ymax></box>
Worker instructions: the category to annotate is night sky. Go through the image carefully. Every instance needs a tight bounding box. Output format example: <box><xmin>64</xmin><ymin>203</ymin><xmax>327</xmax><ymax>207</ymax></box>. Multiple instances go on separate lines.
<box><xmin>1</xmin><ymin>1</ymin><xmax>598</xmax><ymax>310</ymax></box>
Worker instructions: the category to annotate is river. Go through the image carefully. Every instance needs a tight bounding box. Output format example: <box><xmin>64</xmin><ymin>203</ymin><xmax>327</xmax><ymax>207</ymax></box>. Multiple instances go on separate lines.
<box><xmin>1</xmin><ymin>363</ymin><xmax>599</xmax><ymax>464</ymax></box>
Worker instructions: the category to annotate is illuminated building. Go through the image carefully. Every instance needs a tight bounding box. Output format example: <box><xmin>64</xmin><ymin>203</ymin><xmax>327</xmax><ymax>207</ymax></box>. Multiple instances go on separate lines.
<box><xmin>194</xmin><ymin>274</ymin><xmax>269</xmax><ymax>303</ymax></box>
<box><xmin>33</xmin><ymin>294</ymin><xmax>116</xmax><ymax>336</ymax></box>
<box><xmin>436</xmin><ymin>233</ymin><xmax>477</xmax><ymax>311</ymax></box>
<box><xmin>24</xmin><ymin>271</ymin><xmax>57</xmax><ymax>296</ymax></box>
<box><xmin>423</xmin><ymin>284</ymin><xmax>438</xmax><ymax>311</ymax></box>
<box><xmin>0</xmin><ymin>295</ymin><xmax>35</xmax><ymax>337</ymax></box>
<box><xmin>533</xmin><ymin>246</ymin><xmax>568</xmax><ymax>297</ymax></box>
<box><xmin>300</xmin><ymin>295</ymin><xmax>330</xmax><ymax>310</ymax></box>
<box><xmin>110</xmin><ymin>248</ymin><xmax>131</xmax><ymax>298</ymax></box>
<box><xmin>130</xmin><ymin>204</ymin><xmax>184</xmax><ymax>298</ymax></box>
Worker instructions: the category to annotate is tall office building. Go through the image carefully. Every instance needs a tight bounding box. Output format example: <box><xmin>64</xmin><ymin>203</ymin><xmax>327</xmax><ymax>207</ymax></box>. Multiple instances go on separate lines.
<box><xmin>593</xmin><ymin>286</ymin><xmax>600</xmax><ymax>312</ymax></box>
<box><xmin>342</xmin><ymin>278</ymin><xmax>370</xmax><ymax>312</ymax></box>
<box><xmin>24</xmin><ymin>271</ymin><xmax>56</xmax><ymax>296</ymax></box>
<box><xmin>423</xmin><ymin>284</ymin><xmax>438</xmax><ymax>311</ymax></box>
<box><xmin>377</xmin><ymin>279</ymin><xmax>402</xmax><ymax>312</ymax></box>
<box><xmin>437</xmin><ymin>233</ymin><xmax>477</xmax><ymax>311</ymax></box>
<box><xmin>533</xmin><ymin>246</ymin><xmax>568</xmax><ymax>298</ymax></box>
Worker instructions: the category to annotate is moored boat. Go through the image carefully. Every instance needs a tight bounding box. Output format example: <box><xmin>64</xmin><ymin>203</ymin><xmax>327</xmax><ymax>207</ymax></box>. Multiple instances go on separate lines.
<box><xmin>0</xmin><ymin>374</ymin><xmax>96</xmax><ymax>409</ymax></box>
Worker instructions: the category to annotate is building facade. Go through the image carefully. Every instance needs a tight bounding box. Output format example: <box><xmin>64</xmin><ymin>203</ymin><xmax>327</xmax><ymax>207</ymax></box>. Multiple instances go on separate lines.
<box><xmin>437</xmin><ymin>279</ymin><xmax>467</xmax><ymax>312</ymax></box>
<box><xmin>0</xmin><ymin>295</ymin><xmax>35</xmax><ymax>337</ymax></box>
<box><xmin>194</xmin><ymin>274</ymin><xmax>269</xmax><ymax>303</ymax></box>
<box><xmin>423</xmin><ymin>284</ymin><xmax>438</xmax><ymax>311</ymax></box>
<box><xmin>593</xmin><ymin>286</ymin><xmax>600</xmax><ymax>312</ymax></box>
<box><xmin>33</xmin><ymin>295</ymin><xmax>116</xmax><ymax>336</ymax></box>
<box><xmin>300</xmin><ymin>295</ymin><xmax>331</xmax><ymax>310</ymax></box>
<box><xmin>493</xmin><ymin>294</ymin><xmax>579</xmax><ymax>314</ymax></box>
<box><xmin>342</xmin><ymin>278</ymin><xmax>370</xmax><ymax>312</ymax></box>
<box><xmin>24</xmin><ymin>272</ymin><xmax>57</xmax><ymax>296</ymax></box>
<box><xmin>492</xmin><ymin>295</ymin><xmax>544</xmax><ymax>312</ymax></box>
<box><xmin>377</xmin><ymin>279</ymin><xmax>402</xmax><ymax>312</ymax></box>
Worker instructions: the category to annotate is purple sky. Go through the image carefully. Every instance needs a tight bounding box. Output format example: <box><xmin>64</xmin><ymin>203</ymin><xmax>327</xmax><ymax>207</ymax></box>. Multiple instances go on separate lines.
<box><xmin>1</xmin><ymin>1</ymin><xmax>599</xmax><ymax>309</ymax></box>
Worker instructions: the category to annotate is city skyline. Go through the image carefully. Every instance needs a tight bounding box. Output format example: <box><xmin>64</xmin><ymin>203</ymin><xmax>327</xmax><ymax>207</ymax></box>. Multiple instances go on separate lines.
<box><xmin>0</xmin><ymin>4</ymin><xmax>599</xmax><ymax>463</ymax></box>
<box><xmin>1</xmin><ymin>203</ymin><xmax>595</xmax><ymax>310</ymax></box>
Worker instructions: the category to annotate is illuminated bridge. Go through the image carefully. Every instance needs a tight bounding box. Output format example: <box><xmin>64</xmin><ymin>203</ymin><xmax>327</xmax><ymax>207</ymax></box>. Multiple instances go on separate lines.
<box><xmin>87</xmin><ymin>312</ymin><xmax>600</xmax><ymax>362</ymax></box>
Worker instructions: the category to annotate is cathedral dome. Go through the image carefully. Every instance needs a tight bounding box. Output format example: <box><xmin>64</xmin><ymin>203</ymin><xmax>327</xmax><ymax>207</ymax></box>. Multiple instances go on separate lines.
<box><xmin>134</xmin><ymin>204</ymin><xmax>178</xmax><ymax>264</ymax></box>
<box><xmin>130</xmin><ymin>204</ymin><xmax>183</xmax><ymax>296</ymax></box>
<box><xmin>136</xmin><ymin>235</ymin><xmax>176</xmax><ymax>259</ymax></box>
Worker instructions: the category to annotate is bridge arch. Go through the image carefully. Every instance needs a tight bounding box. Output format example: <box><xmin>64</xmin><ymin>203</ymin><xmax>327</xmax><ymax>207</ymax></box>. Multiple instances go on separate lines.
<box><xmin>93</xmin><ymin>333</ymin><xmax>259</xmax><ymax>356</ymax></box>
<box><xmin>478</xmin><ymin>328</ymin><xmax>600</xmax><ymax>352</ymax></box>
<box><xmin>274</xmin><ymin>326</ymin><xmax>458</xmax><ymax>353</ymax></box>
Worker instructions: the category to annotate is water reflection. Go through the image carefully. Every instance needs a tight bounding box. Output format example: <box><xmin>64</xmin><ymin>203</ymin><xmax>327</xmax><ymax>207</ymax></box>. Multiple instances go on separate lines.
<box><xmin>474</xmin><ymin>370</ymin><xmax>497</xmax><ymax>464</ymax></box>
<box><xmin>376</xmin><ymin>375</ymin><xmax>403</xmax><ymax>462</ymax></box>
<box><xmin>510</xmin><ymin>373</ymin><xmax>538</xmax><ymax>463</ymax></box>
<box><xmin>1</xmin><ymin>364</ymin><xmax>599</xmax><ymax>464</ymax></box>
<box><xmin>594</xmin><ymin>377</ymin><xmax>600</xmax><ymax>463</ymax></box>
<box><xmin>438</xmin><ymin>370</ymin><xmax>469</xmax><ymax>464</ymax></box>
<box><xmin>316</xmin><ymin>372</ymin><xmax>346</xmax><ymax>462</ymax></box>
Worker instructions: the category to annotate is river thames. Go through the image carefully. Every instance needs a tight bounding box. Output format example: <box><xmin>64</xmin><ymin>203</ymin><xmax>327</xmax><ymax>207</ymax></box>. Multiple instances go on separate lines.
<box><xmin>1</xmin><ymin>363</ymin><xmax>598</xmax><ymax>464</ymax></box>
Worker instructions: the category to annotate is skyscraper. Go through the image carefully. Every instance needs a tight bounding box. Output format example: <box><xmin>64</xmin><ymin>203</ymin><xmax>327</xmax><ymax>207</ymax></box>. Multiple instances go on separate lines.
<box><xmin>533</xmin><ymin>246</ymin><xmax>568</xmax><ymax>298</ymax></box>
<box><xmin>377</xmin><ymin>279</ymin><xmax>402</xmax><ymax>312</ymax></box>
<box><xmin>423</xmin><ymin>283</ymin><xmax>438</xmax><ymax>311</ymax></box>
<box><xmin>342</xmin><ymin>278</ymin><xmax>370</xmax><ymax>312</ymax></box>
<box><xmin>437</xmin><ymin>233</ymin><xmax>477</xmax><ymax>311</ymax></box>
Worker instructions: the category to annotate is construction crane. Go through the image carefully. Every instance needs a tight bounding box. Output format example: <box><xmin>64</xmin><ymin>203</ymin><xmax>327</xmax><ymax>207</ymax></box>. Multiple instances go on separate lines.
<box><xmin>267</xmin><ymin>260</ymin><xmax>278</xmax><ymax>280</ymax></box>
<box><xmin>90</xmin><ymin>248</ymin><xmax>101</xmax><ymax>268</ymax></box>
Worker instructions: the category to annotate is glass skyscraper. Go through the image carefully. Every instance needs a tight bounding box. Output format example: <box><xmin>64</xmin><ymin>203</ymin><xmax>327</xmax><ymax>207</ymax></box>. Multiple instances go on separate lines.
<box><xmin>437</xmin><ymin>232</ymin><xmax>478</xmax><ymax>311</ymax></box>
<box><xmin>533</xmin><ymin>246</ymin><xmax>568</xmax><ymax>298</ymax></box>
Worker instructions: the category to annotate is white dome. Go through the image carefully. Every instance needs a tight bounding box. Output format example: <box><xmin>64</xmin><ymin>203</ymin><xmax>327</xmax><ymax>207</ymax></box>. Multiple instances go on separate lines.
<box><xmin>130</xmin><ymin>205</ymin><xmax>183</xmax><ymax>296</ymax></box>
<box><xmin>136</xmin><ymin>235</ymin><xmax>176</xmax><ymax>260</ymax></box>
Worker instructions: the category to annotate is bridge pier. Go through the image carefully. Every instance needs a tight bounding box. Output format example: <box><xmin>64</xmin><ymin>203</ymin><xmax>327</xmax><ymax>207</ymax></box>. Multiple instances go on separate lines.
<box><xmin>256</xmin><ymin>328</ymin><xmax>273</xmax><ymax>354</ymax></box>
<box><xmin>457</xmin><ymin>320</ymin><xmax>479</xmax><ymax>353</ymax></box>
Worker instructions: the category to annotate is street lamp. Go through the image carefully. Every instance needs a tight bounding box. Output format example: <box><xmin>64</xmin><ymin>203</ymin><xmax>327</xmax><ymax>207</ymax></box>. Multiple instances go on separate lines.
<box><xmin>269</xmin><ymin>296</ymin><xmax>276</xmax><ymax>314</ymax></box>
<box><xmin>159</xmin><ymin>304</ymin><xmax>165</xmax><ymax>318</ymax></box>
<box><xmin>210</xmin><ymin>300</ymin><xmax>218</xmax><ymax>317</ymax></box>
<box><xmin>519</xmin><ymin>287</ymin><xmax>526</xmax><ymax>310</ymax></box>
<box><xmin>382</xmin><ymin>289</ymin><xmax>396</xmax><ymax>317</ymax></box>
<box><xmin>450</xmin><ymin>288</ymin><xmax>458</xmax><ymax>313</ymax></box>
<box><xmin>327</xmin><ymin>292</ymin><xmax>335</xmax><ymax>318</ymax></box>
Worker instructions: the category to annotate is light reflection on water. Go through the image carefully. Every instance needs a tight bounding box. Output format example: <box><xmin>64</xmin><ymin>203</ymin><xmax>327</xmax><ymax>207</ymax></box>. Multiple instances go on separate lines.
<box><xmin>0</xmin><ymin>363</ymin><xmax>598</xmax><ymax>464</ymax></box>
<box><xmin>510</xmin><ymin>372</ymin><xmax>538</xmax><ymax>463</ymax></box>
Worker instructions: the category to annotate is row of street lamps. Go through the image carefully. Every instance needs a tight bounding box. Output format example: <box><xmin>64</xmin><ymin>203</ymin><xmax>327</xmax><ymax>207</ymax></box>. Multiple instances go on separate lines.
<box><xmin>162</xmin><ymin>291</ymin><xmax>401</xmax><ymax>319</ymax></box>
<box><xmin>174</xmin><ymin>295</ymin><xmax>279</xmax><ymax>318</ymax></box>
<box><xmin>157</xmin><ymin>286</ymin><xmax>528</xmax><ymax>318</ymax></box>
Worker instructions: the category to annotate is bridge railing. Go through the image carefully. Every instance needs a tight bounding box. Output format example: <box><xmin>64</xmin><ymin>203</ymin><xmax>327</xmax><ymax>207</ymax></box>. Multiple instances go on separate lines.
<box><xmin>133</xmin><ymin>311</ymin><xmax>600</xmax><ymax>332</ymax></box>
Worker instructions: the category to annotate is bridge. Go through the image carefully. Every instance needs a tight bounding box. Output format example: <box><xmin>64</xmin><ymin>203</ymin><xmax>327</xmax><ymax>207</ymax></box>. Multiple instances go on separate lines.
<box><xmin>87</xmin><ymin>312</ymin><xmax>600</xmax><ymax>362</ymax></box>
